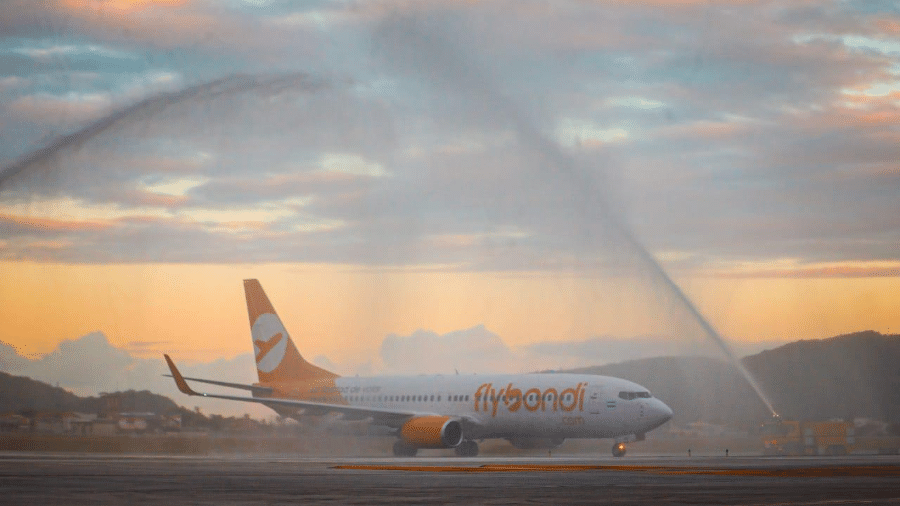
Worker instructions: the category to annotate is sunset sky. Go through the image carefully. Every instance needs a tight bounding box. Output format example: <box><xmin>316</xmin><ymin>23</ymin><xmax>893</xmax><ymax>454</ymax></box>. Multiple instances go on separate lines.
<box><xmin>1</xmin><ymin>0</ymin><xmax>899</xmax><ymax>387</ymax></box>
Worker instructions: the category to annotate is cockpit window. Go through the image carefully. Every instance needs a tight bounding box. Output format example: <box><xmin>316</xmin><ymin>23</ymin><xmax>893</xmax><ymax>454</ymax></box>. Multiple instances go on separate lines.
<box><xmin>618</xmin><ymin>391</ymin><xmax>652</xmax><ymax>400</ymax></box>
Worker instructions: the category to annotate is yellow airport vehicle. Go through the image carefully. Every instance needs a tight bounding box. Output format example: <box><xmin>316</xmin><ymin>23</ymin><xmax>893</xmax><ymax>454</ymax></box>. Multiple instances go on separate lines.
<box><xmin>760</xmin><ymin>418</ymin><xmax>855</xmax><ymax>456</ymax></box>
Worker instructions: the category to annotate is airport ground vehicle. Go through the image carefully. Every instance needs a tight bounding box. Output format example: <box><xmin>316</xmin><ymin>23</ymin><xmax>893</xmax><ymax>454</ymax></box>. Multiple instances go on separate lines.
<box><xmin>760</xmin><ymin>418</ymin><xmax>855</xmax><ymax>456</ymax></box>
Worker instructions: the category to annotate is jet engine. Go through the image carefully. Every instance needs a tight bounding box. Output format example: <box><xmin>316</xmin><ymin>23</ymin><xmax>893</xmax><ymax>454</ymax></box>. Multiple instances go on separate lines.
<box><xmin>399</xmin><ymin>416</ymin><xmax>463</xmax><ymax>448</ymax></box>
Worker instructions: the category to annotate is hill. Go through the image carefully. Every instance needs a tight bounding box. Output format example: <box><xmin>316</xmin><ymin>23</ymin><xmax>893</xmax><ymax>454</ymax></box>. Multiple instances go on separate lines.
<box><xmin>567</xmin><ymin>331</ymin><xmax>900</xmax><ymax>427</ymax></box>
<box><xmin>4</xmin><ymin>331</ymin><xmax>899</xmax><ymax>429</ymax></box>
<box><xmin>0</xmin><ymin>371</ymin><xmax>83</xmax><ymax>413</ymax></box>
<box><xmin>0</xmin><ymin>371</ymin><xmax>181</xmax><ymax>415</ymax></box>
<box><xmin>567</xmin><ymin>355</ymin><xmax>772</xmax><ymax>427</ymax></box>
<box><xmin>745</xmin><ymin>330</ymin><xmax>900</xmax><ymax>422</ymax></box>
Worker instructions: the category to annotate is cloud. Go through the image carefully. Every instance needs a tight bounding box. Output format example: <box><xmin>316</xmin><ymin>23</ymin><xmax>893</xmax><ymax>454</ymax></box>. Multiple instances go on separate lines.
<box><xmin>0</xmin><ymin>212</ymin><xmax>113</xmax><ymax>233</ymax></box>
<box><xmin>372</xmin><ymin>324</ymin><xmax>788</xmax><ymax>376</ymax></box>
<box><xmin>0</xmin><ymin>332</ymin><xmax>266</xmax><ymax>417</ymax></box>
<box><xmin>0</xmin><ymin>1</ymin><xmax>898</xmax><ymax>277</ymax></box>
<box><xmin>380</xmin><ymin>325</ymin><xmax>517</xmax><ymax>374</ymax></box>
<box><xmin>705</xmin><ymin>260</ymin><xmax>900</xmax><ymax>279</ymax></box>
<box><xmin>2</xmin><ymin>0</ymin><xmax>325</xmax><ymax>60</ymax></box>
<box><xmin>7</xmin><ymin>93</ymin><xmax>114</xmax><ymax>125</ymax></box>
<box><xmin>1</xmin><ymin>324</ymin><xmax>794</xmax><ymax>417</ymax></box>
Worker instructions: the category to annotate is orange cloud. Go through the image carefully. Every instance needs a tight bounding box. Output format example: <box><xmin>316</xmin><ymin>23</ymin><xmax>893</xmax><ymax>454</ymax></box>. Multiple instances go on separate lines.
<box><xmin>216</xmin><ymin>221</ymin><xmax>269</xmax><ymax>231</ymax></box>
<box><xmin>125</xmin><ymin>190</ymin><xmax>190</xmax><ymax>208</ymax></box>
<box><xmin>787</xmin><ymin>93</ymin><xmax>900</xmax><ymax>135</ymax></box>
<box><xmin>8</xmin><ymin>94</ymin><xmax>112</xmax><ymax>125</ymax></box>
<box><xmin>655</xmin><ymin>119</ymin><xmax>754</xmax><ymax>141</ymax></box>
<box><xmin>850</xmin><ymin>109</ymin><xmax>900</xmax><ymax>126</ymax></box>
<box><xmin>873</xmin><ymin>18</ymin><xmax>900</xmax><ymax>35</ymax></box>
<box><xmin>707</xmin><ymin>262</ymin><xmax>900</xmax><ymax>279</ymax></box>
<box><xmin>41</xmin><ymin>0</ymin><xmax>323</xmax><ymax>57</ymax></box>
<box><xmin>61</xmin><ymin>0</ymin><xmax>188</xmax><ymax>12</ymax></box>
<box><xmin>0</xmin><ymin>213</ymin><xmax>112</xmax><ymax>232</ymax></box>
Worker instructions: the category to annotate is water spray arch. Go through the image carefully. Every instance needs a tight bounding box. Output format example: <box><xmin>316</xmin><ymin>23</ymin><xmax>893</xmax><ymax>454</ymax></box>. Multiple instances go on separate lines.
<box><xmin>0</xmin><ymin>31</ymin><xmax>778</xmax><ymax>418</ymax></box>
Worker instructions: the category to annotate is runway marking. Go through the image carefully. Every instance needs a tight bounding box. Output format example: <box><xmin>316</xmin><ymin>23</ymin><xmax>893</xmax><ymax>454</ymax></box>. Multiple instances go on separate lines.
<box><xmin>333</xmin><ymin>463</ymin><xmax>900</xmax><ymax>477</ymax></box>
<box><xmin>741</xmin><ymin>499</ymin><xmax>900</xmax><ymax>506</ymax></box>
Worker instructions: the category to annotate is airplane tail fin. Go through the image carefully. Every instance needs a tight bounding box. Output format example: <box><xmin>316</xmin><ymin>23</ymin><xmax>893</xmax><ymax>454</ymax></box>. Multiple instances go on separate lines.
<box><xmin>244</xmin><ymin>279</ymin><xmax>338</xmax><ymax>384</ymax></box>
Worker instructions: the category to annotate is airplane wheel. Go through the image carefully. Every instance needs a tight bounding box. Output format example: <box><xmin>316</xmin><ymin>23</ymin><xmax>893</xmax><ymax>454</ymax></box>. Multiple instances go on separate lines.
<box><xmin>612</xmin><ymin>442</ymin><xmax>627</xmax><ymax>458</ymax></box>
<box><xmin>393</xmin><ymin>440</ymin><xmax>418</xmax><ymax>457</ymax></box>
<box><xmin>455</xmin><ymin>440</ymin><xmax>479</xmax><ymax>457</ymax></box>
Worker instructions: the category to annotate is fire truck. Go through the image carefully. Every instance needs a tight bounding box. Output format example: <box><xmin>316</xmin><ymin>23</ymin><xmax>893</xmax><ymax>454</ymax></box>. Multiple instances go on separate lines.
<box><xmin>760</xmin><ymin>417</ymin><xmax>855</xmax><ymax>456</ymax></box>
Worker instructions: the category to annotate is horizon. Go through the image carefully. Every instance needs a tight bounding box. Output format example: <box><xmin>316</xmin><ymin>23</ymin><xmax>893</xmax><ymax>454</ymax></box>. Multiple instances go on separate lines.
<box><xmin>4</xmin><ymin>326</ymin><xmax>894</xmax><ymax>405</ymax></box>
<box><xmin>3</xmin><ymin>327</ymin><xmax>896</xmax><ymax>421</ymax></box>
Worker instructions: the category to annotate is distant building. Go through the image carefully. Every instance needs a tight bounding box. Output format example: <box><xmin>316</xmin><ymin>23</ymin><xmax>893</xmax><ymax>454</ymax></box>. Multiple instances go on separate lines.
<box><xmin>115</xmin><ymin>412</ymin><xmax>182</xmax><ymax>434</ymax></box>
<box><xmin>0</xmin><ymin>414</ymin><xmax>28</xmax><ymax>432</ymax></box>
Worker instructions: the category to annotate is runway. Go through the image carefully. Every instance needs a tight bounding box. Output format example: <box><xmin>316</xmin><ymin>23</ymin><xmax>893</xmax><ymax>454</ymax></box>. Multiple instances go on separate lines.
<box><xmin>2</xmin><ymin>453</ymin><xmax>899</xmax><ymax>505</ymax></box>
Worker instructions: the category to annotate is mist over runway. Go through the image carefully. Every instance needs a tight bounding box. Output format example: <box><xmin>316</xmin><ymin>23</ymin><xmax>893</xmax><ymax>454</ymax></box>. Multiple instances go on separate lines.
<box><xmin>3</xmin><ymin>453</ymin><xmax>899</xmax><ymax>505</ymax></box>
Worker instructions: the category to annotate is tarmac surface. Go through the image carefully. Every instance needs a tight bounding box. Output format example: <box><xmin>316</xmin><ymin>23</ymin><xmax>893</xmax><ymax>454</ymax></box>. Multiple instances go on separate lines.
<box><xmin>2</xmin><ymin>452</ymin><xmax>900</xmax><ymax>505</ymax></box>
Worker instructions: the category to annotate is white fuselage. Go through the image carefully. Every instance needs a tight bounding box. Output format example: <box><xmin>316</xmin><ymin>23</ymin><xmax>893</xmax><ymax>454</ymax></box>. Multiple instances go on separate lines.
<box><xmin>319</xmin><ymin>373</ymin><xmax>672</xmax><ymax>440</ymax></box>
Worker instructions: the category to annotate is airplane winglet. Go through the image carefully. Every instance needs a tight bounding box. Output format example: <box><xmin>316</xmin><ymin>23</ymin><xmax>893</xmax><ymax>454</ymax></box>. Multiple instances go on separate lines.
<box><xmin>164</xmin><ymin>354</ymin><xmax>199</xmax><ymax>396</ymax></box>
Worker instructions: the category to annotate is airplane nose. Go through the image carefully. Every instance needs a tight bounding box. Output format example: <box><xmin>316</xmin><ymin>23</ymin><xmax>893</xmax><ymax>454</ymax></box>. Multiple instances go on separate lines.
<box><xmin>659</xmin><ymin>401</ymin><xmax>673</xmax><ymax>422</ymax></box>
<box><xmin>649</xmin><ymin>399</ymin><xmax>673</xmax><ymax>429</ymax></box>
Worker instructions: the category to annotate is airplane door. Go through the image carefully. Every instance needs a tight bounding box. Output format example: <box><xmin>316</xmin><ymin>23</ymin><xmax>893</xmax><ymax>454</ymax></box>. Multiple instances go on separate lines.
<box><xmin>587</xmin><ymin>390</ymin><xmax>602</xmax><ymax>415</ymax></box>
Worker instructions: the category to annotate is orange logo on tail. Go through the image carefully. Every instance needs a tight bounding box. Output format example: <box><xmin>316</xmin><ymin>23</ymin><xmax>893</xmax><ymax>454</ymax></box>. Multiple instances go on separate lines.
<box><xmin>255</xmin><ymin>332</ymin><xmax>284</xmax><ymax>363</ymax></box>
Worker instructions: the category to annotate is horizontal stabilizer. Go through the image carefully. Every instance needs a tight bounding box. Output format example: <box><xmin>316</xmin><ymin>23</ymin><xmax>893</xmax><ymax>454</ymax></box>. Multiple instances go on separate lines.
<box><xmin>162</xmin><ymin>354</ymin><xmax>427</xmax><ymax>429</ymax></box>
<box><xmin>162</xmin><ymin>375</ymin><xmax>274</xmax><ymax>396</ymax></box>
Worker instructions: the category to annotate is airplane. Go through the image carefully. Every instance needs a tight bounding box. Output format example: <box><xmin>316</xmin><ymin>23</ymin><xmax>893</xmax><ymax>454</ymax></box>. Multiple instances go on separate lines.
<box><xmin>164</xmin><ymin>279</ymin><xmax>673</xmax><ymax>457</ymax></box>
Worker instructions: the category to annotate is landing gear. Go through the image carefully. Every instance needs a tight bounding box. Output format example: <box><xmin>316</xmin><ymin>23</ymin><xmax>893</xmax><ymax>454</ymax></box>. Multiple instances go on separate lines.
<box><xmin>393</xmin><ymin>440</ymin><xmax>418</xmax><ymax>457</ymax></box>
<box><xmin>455</xmin><ymin>440</ymin><xmax>479</xmax><ymax>457</ymax></box>
<box><xmin>612</xmin><ymin>442</ymin><xmax>627</xmax><ymax>458</ymax></box>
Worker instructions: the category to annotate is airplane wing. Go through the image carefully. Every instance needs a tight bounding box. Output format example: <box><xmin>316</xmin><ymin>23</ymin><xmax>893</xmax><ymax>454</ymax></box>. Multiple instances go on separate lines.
<box><xmin>163</xmin><ymin>355</ymin><xmax>427</xmax><ymax>428</ymax></box>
